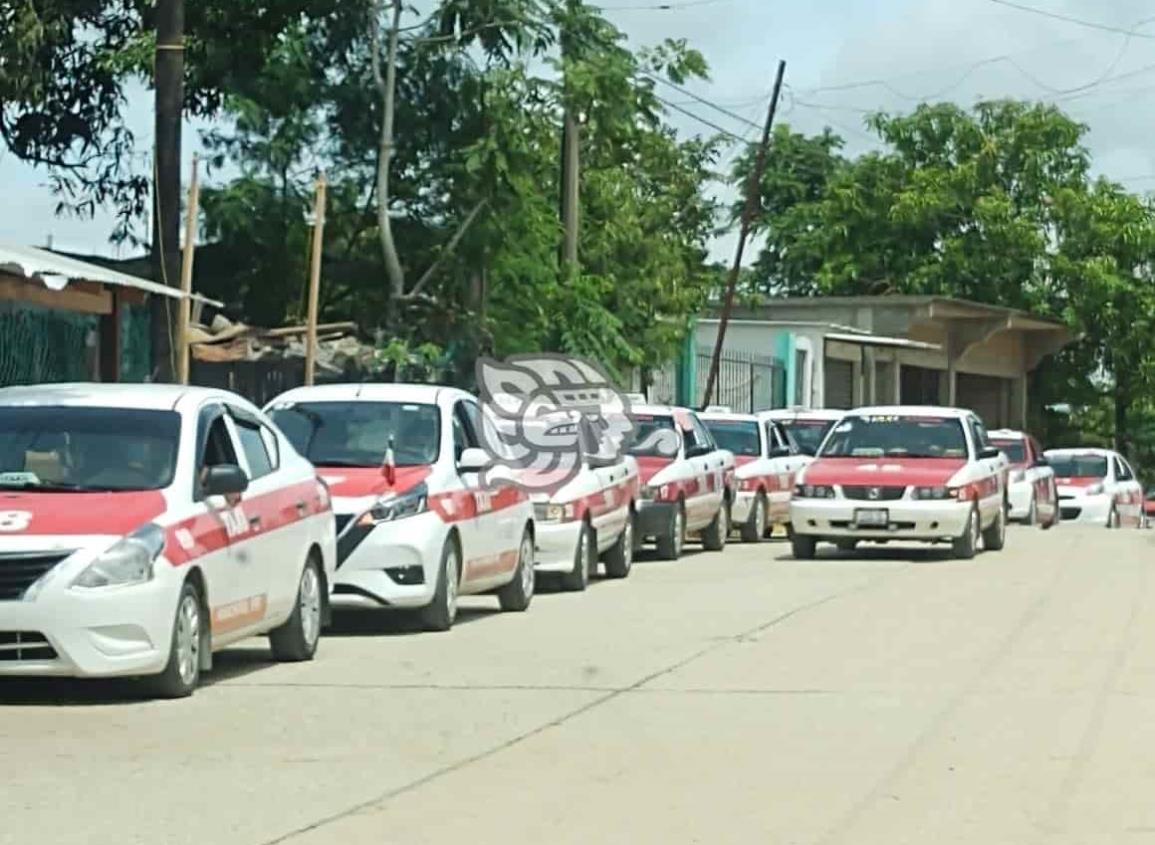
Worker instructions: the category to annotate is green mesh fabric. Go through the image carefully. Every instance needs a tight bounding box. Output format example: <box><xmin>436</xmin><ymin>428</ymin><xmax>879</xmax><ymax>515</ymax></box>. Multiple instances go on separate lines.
<box><xmin>0</xmin><ymin>302</ymin><xmax>97</xmax><ymax>386</ymax></box>
<box><xmin>119</xmin><ymin>303</ymin><xmax>152</xmax><ymax>382</ymax></box>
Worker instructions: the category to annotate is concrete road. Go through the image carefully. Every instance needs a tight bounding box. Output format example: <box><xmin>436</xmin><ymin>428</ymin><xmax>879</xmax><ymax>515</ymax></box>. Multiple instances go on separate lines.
<box><xmin>3</xmin><ymin>525</ymin><xmax>1155</xmax><ymax>845</ymax></box>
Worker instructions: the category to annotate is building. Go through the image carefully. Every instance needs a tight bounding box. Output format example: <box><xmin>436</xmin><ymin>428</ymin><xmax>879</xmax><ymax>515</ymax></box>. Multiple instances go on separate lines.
<box><xmin>675</xmin><ymin>296</ymin><xmax>1072</xmax><ymax>429</ymax></box>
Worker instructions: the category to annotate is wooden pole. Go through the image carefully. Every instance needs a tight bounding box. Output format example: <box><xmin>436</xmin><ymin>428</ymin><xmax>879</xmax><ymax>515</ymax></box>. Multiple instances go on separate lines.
<box><xmin>701</xmin><ymin>59</ymin><xmax>786</xmax><ymax>409</ymax></box>
<box><xmin>176</xmin><ymin>154</ymin><xmax>200</xmax><ymax>385</ymax></box>
<box><xmin>305</xmin><ymin>174</ymin><xmax>329</xmax><ymax>386</ymax></box>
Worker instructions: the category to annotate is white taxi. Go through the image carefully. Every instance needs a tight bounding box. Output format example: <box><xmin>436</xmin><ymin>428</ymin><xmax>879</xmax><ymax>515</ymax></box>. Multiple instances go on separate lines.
<box><xmin>759</xmin><ymin>408</ymin><xmax>846</xmax><ymax>457</ymax></box>
<box><xmin>265</xmin><ymin>384</ymin><xmax>536</xmax><ymax>632</ymax></box>
<box><xmin>0</xmin><ymin>383</ymin><xmax>336</xmax><ymax>697</ymax></box>
<box><xmin>627</xmin><ymin>404</ymin><xmax>735</xmax><ymax>559</ymax></box>
<box><xmin>1045</xmin><ymin>447</ymin><xmax>1144</xmax><ymax>528</ymax></box>
<box><xmin>516</xmin><ymin>413</ymin><xmax>640</xmax><ymax>589</ymax></box>
<box><xmin>989</xmin><ymin>429</ymin><xmax>1059</xmax><ymax>528</ymax></box>
<box><xmin>790</xmin><ymin>407</ymin><xmax>1009</xmax><ymax>559</ymax></box>
<box><xmin>700</xmin><ymin>409</ymin><xmax>801</xmax><ymax>541</ymax></box>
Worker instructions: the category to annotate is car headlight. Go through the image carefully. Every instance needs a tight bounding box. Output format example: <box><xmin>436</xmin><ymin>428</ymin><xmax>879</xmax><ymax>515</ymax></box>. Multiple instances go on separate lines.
<box><xmin>358</xmin><ymin>483</ymin><xmax>428</xmax><ymax>526</ymax></box>
<box><xmin>794</xmin><ymin>484</ymin><xmax>836</xmax><ymax>499</ymax></box>
<box><xmin>913</xmin><ymin>486</ymin><xmax>953</xmax><ymax>501</ymax></box>
<box><xmin>71</xmin><ymin>523</ymin><xmax>165</xmax><ymax>590</ymax></box>
<box><xmin>1086</xmin><ymin>483</ymin><xmax>1105</xmax><ymax>495</ymax></box>
<box><xmin>533</xmin><ymin>503</ymin><xmax>566</xmax><ymax>522</ymax></box>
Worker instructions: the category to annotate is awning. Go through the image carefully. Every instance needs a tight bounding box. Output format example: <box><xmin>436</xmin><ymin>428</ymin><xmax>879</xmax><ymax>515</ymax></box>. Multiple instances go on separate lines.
<box><xmin>0</xmin><ymin>243</ymin><xmax>222</xmax><ymax>306</ymax></box>
<box><xmin>824</xmin><ymin>332</ymin><xmax>941</xmax><ymax>351</ymax></box>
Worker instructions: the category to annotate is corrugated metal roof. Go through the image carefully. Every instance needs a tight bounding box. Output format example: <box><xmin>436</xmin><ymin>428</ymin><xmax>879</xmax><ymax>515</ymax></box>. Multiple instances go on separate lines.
<box><xmin>824</xmin><ymin>332</ymin><xmax>942</xmax><ymax>351</ymax></box>
<box><xmin>0</xmin><ymin>243</ymin><xmax>222</xmax><ymax>306</ymax></box>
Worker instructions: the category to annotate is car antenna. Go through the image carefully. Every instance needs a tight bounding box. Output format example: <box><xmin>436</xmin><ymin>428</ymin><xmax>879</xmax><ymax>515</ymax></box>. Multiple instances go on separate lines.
<box><xmin>383</xmin><ymin>435</ymin><xmax>396</xmax><ymax>484</ymax></box>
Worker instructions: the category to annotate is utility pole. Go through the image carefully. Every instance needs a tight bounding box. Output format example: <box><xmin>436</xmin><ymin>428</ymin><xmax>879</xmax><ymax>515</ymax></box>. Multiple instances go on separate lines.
<box><xmin>701</xmin><ymin>59</ymin><xmax>786</xmax><ymax>410</ymax></box>
<box><xmin>176</xmin><ymin>155</ymin><xmax>201</xmax><ymax>386</ymax></box>
<box><xmin>305</xmin><ymin>174</ymin><xmax>329</xmax><ymax>387</ymax></box>
<box><xmin>559</xmin><ymin>0</ymin><xmax>580</xmax><ymax>276</ymax></box>
<box><xmin>152</xmin><ymin>0</ymin><xmax>185</xmax><ymax>382</ymax></box>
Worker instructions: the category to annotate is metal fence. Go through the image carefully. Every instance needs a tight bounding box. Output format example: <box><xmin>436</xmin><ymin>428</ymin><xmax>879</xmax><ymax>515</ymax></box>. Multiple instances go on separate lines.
<box><xmin>695</xmin><ymin>347</ymin><xmax>785</xmax><ymax>412</ymax></box>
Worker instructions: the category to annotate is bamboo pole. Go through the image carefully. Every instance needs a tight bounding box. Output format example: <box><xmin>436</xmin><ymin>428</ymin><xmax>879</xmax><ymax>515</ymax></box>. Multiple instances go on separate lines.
<box><xmin>176</xmin><ymin>154</ymin><xmax>200</xmax><ymax>385</ymax></box>
<box><xmin>305</xmin><ymin>174</ymin><xmax>328</xmax><ymax>386</ymax></box>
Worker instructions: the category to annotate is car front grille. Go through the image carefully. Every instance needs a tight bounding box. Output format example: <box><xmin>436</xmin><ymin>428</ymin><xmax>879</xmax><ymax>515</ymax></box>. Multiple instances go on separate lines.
<box><xmin>0</xmin><ymin>631</ymin><xmax>57</xmax><ymax>662</ymax></box>
<box><xmin>1061</xmin><ymin>507</ymin><xmax>1082</xmax><ymax>520</ymax></box>
<box><xmin>0</xmin><ymin>551</ymin><xmax>73</xmax><ymax>601</ymax></box>
<box><xmin>842</xmin><ymin>486</ymin><xmax>907</xmax><ymax>501</ymax></box>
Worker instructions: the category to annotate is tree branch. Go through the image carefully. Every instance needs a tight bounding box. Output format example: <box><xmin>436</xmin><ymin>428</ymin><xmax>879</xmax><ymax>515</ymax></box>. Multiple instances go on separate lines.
<box><xmin>406</xmin><ymin>199</ymin><xmax>489</xmax><ymax>298</ymax></box>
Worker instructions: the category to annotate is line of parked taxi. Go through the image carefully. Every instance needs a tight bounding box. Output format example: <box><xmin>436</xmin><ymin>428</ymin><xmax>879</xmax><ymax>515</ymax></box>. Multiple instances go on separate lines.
<box><xmin>0</xmin><ymin>382</ymin><xmax>1141</xmax><ymax>698</ymax></box>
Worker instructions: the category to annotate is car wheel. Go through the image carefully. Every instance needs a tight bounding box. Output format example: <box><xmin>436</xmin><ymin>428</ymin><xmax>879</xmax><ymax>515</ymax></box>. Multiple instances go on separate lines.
<box><xmin>982</xmin><ymin>500</ymin><xmax>1008</xmax><ymax>551</ymax></box>
<box><xmin>419</xmin><ymin>537</ymin><xmax>459</xmax><ymax>632</ymax></box>
<box><xmin>270</xmin><ymin>553</ymin><xmax>324</xmax><ymax>661</ymax></box>
<box><xmin>1107</xmin><ymin>505</ymin><xmax>1120</xmax><ymax>529</ymax></box>
<box><xmin>602</xmin><ymin>511</ymin><xmax>635</xmax><ymax>579</ymax></box>
<box><xmin>561</xmin><ymin>520</ymin><xmax>594</xmax><ymax>592</ymax></box>
<box><xmin>497</xmin><ymin>528</ymin><xmax>535</xmax><ymax>612</ymax></box>
<box><xmin>740</xmin><ymin>493</ymin><xmax>767</xmax><ymax>543</ymax></box>
<box><xmin>655</xmin><ymin>500</ymin><xmax>686</xmax><ymax>561</ymax></box>
<box><xmin>952</xmin><ymin>504</ymin><xmax>980</xmax><ymax>559</ymax></box>
<box><xmin>147</xmin><ymin>580</ymin><xmax>204</xmax><ymax>699</ymax></box>
<box><xmin>701</xmin><ymin>499</ymin><xmax>729</xmax><ymax>551</ymax></box>
<box><xmin>791</xmin><ymin>533</ymin><xmax>817</xmax><ymax>560</ymax></box>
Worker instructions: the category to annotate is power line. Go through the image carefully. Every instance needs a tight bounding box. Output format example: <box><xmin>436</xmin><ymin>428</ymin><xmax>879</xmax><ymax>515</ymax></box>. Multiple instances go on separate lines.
<box><xmin>986</xmin><ymin>0</ymin><xmax>1155</xmax><ymax>40</ymax></box>
<box><xmin>598</xmin><ymin>0</ymin><xmax>732</xmax><ymax>10</ymax></box>
<box><xmin>642</xmin><ymin>71</ymin><xmax>763</xmax><ymax>131</ymax></box>
<box><xmin>654</xmin><ymin>94</ymin><xmax>748</xmax><ymax>143</ymax></box>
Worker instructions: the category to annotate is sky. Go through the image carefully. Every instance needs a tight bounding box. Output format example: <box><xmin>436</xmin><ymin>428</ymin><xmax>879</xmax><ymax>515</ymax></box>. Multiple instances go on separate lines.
<box><xmin>3</xmin><ymin>0</ymin><xmax>1155</xmax><ymax>262</ymax></box>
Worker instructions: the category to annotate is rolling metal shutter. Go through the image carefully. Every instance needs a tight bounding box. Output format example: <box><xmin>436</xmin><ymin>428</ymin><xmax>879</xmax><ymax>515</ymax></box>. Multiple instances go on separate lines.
<box><xmin>823</xmin><ymin>358</ymin><xmax>854</xmax><ymax>409</ymax></box>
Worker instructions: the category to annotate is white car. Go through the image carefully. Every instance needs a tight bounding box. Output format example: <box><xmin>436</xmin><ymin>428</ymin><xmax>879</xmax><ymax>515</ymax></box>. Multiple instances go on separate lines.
<box><xmin>988</xmin><ymin>429</ymin><xmax>1059</xmax><ymax>528</ymax></box>
<box><xmin>1045</xmin><ymin>448</ymin><xmax>1144</xmax><ymax>528</ymax></box>
<box><xmin>519</xmin><ymin>413</ymin><xmax>639</xmax><ymax>589</ymax></box>
<box><xmin>790</xmin><ymin>406</ymin><xmax>1009</xmax><ymax>559</ymax></box>
<box><xmin>700</xmin><ymin>409</ymin><xmax>804</xmax><ymax>541</ymax></box>
<box><xmin>627</xmin><ymin>404</ymin><xmax>736</xmax><ymax>559</ymax></box>
<box><xmin>759</xmin><ymin>408</ymin><xmax>846</xmax><ymax>458</ymax></box>
<box><xmin>0</xmin><ymin>383</ymin><xmax>336</xmax><ymax>697</ymax></box>
<box><xmin>265</xmin><ymin>384</ymin><xmax>536</xmax><ymax>631</ymax></box>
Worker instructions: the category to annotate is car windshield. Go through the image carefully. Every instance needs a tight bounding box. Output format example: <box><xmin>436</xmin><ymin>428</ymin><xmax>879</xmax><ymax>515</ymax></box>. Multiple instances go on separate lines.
<box><xmin>703</xmin><ymin>419</ymin><xmax>761</xmax><ymax>457</ymax></box>
<box><xmin>1048</xmin><ymin>455</ymin><xmax>1108</xmax><ymax>478</ymax></box>
<box><xmin>819</xmin><ymin>415</ymin><xmax>969</xmax><ymax>459</ymax></box>
<box><xmin>269</xmin><ymin>401</ymin><xmax>440</xmax><ymax>467</ymax></box>
<box><xmin>0</xmin><ymin>406</ymin><xmax>180</xmax><ymax>492</ymax></box>
<box><xmin>993</xmin><ymin>440</ymin><xmax>1026</xmax><ymax>464</ymax></box>
<box><xmin>782</xmin><ymin>419</ymin><xmax>837</xmax><ymax>456</ymax></box>
<box><xmin>628</xmin><ymin>414</ymin><xmax>680</xmax><ymax>457</ymax></box>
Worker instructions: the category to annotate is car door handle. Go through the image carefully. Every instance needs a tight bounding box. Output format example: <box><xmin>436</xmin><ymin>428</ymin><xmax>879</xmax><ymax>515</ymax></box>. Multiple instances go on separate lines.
<box><xmin>249</xmin><ymin>515</ymin><xmax>262</xmax><ymax>531</ymax></box>
<box><xmin>296</xmin><ymin>500</ymin><xmax>308</xmax><ymax>517</ymax></box>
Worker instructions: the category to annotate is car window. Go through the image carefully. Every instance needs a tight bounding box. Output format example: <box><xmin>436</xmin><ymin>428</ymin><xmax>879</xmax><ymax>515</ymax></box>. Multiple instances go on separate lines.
<box><xmin>687</xmin><ymin>414</ymin><xmax>714</xmax><ymax>455</ymax></box>
<box><xmin>1048</xmin><ymin>455</ymin><xmax>1108</xmax><ymax>478</ymax></box>
<box><xmin>821</xmin><ymin>414</ymin><xmax>968</xmax><ymax>459</ymax></box>
<box><xmin>970</xmin><ymin>418</ymin><xmax>992</xmax><ymax>453</ymax></box>
<box><xmin>628</xmin><ymin>414</ymin><xmax>680</xmax><ymax>457</ymax></box>
<box><xmin>992</xmin><ymin>440</ymin><xmax>1026</xmax><ymax>464</ymax></box>
<box><xmin>781</xmin><ymin>419</ymin><xmax>836</xmax><ymax>457</ymax></box>
<box><xmin>453</xmin><ymin>402</ymin><xmax>479</xmax><ymax>461</ymax></box>
<box><xmin>703</xmin><ymin>418</ymin><xmax>760</xmax><ymax>457</ymax></box>
<box><xmin>234</xmin><ymin>418</ymin><xmax>275</xmax><ymax>480</ymax></box>
<box><xmin>201</xmin><ymin>415</ymin><xmax>238</xmax><ymax>470</ymax></box>
<box><xmin>268</xmin><ymin>401</ymin><xmax>440</xmax><ymax>467</ymax></box>
<box><xmin>1117</xmin><ymin>458</ymin><xmax>1134</xmax><ymax>481</ymax></box>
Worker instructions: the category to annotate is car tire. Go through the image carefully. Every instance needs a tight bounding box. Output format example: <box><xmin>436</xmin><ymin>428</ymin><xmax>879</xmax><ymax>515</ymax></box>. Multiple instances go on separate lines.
<box><xmin>982</xmin><ymin>500</ymin><xmax>1008</xmax><ymax>552</ymax></box>
<box><xmin>147</xmin><ymin>580</ymin><xmax>205</xmax><ymax>699</ymax></box>
<box><xmin>419</xmin><ymin>537</ymin><xmax>460</xmax><ymax>632</ymax></box>
<box><xmin>497</xmin><ymin>527</ymin><xmax>535</xmax><ymax>612</ymax></box>
<box><xmin>561</xmin><ymin>520</ymin><xmax>594</xmax><ymax>592</ymax></box>
<box><xmin>602</xmin><ymin>511</ymin><xmax>635</xmax><ymax>579</ymax></box>
<box><xmin>835</xmin><ymin>539</ymin><xmax>858</xmax><ymax>553</ymax></box>
<box><xmin>1107</xmin><ymin>505</ymin><xmax>1120</xmax><ymax>529</ymax></box>
<box><xmin>791</xmin><ymin>533</ymin><xmax>817</xmax><ymax>560</ymax></box>
<box><xmin>740</xmin><ymin>493</ymin><xmax>767</xmax><ymax>544</ymax></box>
<box><xmin>952</xmin><ymin>504</ymin><xmax>980</xmax><ymax>559</ymax></box>
<box><xmin>655</xmin><ymin>500</ymin><xmax>686</xmax><ymax>561</ymax></box>
<box><xmin>270</xmin><ymin>553</ymin><xmax>325</xmax><ymax>661</ymax></box>
<box><xmin>701</xmin><ymin>499</ymin><xmax>729</xmax><ymax>552</ymax></box>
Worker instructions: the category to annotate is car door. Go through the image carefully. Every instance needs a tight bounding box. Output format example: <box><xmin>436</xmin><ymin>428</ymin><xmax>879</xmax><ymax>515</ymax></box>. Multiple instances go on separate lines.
<box><xmin>1030</xmin><ymin>436</ymin><xmax>1058</xmax><ymax>522</ymax></box>
<box><xmin>1115</xmin><ymin>456</ymin><xmax>1142</xmax><ymax>525</ymax></box>
<box><xmin>190</xmin><ymin>402</ymin><xmax>262</xmax><ymax>645</ymax></box>
<box><xmin>581</xmin><ymin>417</ymin><xmax>630</xmax><ymax>549</ymax></box>
<box><xmin>968</xmin><ymin>416</ymin><xmax>1003</xmax><ymax>524</ymax></box>
<box><xmin>444</xmin><ymin>400</ymin><xmax>495</xmax><ymax>588</ymax></box>
<box><xmin>225</xmin><ymin>403</ymin><xmax>307</xmax><ymax>627</ymax></box>
<box><xmin>764</xmin><ymin>422</ymin><xmax>796</xmax><ymax>522</ymax></box>
<box><xmin>686</xmin><ymin>413</ymin><xmax>725</xmax><ymax>530</ymax></box>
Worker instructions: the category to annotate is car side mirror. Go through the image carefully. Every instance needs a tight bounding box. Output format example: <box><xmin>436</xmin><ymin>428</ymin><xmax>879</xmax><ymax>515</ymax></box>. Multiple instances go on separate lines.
<box><xmin>768</xmin><ymin>446</ymin><xmax>791</xmax><ymax>459</ymax></box>
<box><xmin>587</xmin><ymin>452</ymin><xmax>619</xmax><ymax>469</ymax></box>
<box><xmin>1033</xmin><ymin>457</ymin><xmax>1049</xmax><ymax>468</ymax></box>
<box><xmin>980</xmin><ymin>446</ymin><xmax>1002</xmax><ymax>460</ymax></box>
<box><xmin>202</xmin><ymin>464</ymin><xmax>249</xmax><ymax>497</ymax></box>
<box><xmin>457</xmin><ymin>447</ymin><xmax>489</xmax><ymax>473</ymax></box>
<box><xmin>685</xmin><ymin>444</ymin><xmax>708</xmax><ymax>458</ymax></box>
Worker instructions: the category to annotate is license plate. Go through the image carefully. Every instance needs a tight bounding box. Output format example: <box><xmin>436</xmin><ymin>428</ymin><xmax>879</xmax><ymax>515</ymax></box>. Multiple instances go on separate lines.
<box><xmin>854</xmin><ymin>508</ymin><xmax>889</xmax><ymax>527</ymax></box>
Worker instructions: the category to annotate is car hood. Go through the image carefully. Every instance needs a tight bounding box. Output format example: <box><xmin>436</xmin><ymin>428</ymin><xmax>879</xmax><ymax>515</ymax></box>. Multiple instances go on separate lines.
<box><xmin>0</xmin><ymin>490</ymin><xmax>167</xmax><ymax>537</ymax></box>
<box><xmin>803</xmin><ymin>458</ymin><xmax>967</xmax><ymax>488</ymax></box>
<box><xmin>316</xmin><ymin>466</ymin><xmax>432</xmax><ymax>499</ymax></box>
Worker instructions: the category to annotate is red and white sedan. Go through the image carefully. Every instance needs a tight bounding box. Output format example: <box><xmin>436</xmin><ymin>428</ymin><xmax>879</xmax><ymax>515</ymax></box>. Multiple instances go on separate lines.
<box><xmin>266</xmin><ymin>384</ymin><xmax>536</xmax><ymax>632</ymax></box>
<box><xmin>989</xmin><ymin>429</ymin><xmax>1059</xmax><ymax>528</ymax></box>
<box><xmin>0</xmin><ymin>383</ymin><xmax>336</xmax><ymax>697</ymax></box>
<box><xmin>628</xmin><ymin>405</ymin><xmax>735</xmax><ymax>559</ymax></box>
<box><xmin>789</xmin><ymin>407</ymin><xmax>1009</xmax><ymax>559</ymax></box>
<box><xmin>759</xmin><ymin>408</ymin><xmax>845</xmax><ymax>457</ymax></box>
<box><xmin>1045</xmin><ymin>448</ymin><xmax>1144</xmax><ymax>528</ymax></box>
<box><xmin>700</xmin><ymin>409</ymin><xmax>803</xmax><ymax>541</ymax></box>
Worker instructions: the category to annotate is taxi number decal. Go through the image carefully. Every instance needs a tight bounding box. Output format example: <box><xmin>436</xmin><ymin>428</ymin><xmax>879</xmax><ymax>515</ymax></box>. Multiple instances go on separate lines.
<box><xmin>220</xmin><ymin>505</ymin><xmax>251</xmax><ymax>539</ymax></box>
<box><xmin>0</xmin><ymin>511</ymin><xmax>32</xmax><ymax>532</ymax></box>
<box><xmin>474</xmin><ymin>491</ymin><xmax>493</xmax><ymax>513</ymax></box>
